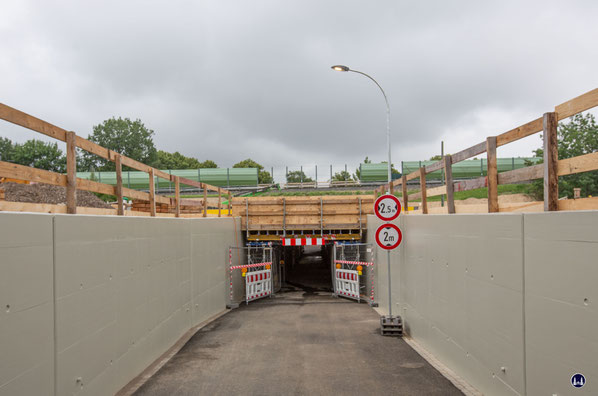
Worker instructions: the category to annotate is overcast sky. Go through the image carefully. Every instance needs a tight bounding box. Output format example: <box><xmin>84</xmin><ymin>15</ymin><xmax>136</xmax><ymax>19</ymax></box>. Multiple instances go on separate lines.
<box><xmin>2</xmin><ymin>1</ymin><xmax>598</xmax><ymax>180</ymax></box>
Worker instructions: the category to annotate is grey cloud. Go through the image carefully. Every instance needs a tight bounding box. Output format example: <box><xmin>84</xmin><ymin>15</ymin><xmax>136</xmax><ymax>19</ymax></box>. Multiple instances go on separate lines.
<box><xmin>1</xmin><ymin>0</ymin><xmax>598</xmax><ymax>171</ymax></box>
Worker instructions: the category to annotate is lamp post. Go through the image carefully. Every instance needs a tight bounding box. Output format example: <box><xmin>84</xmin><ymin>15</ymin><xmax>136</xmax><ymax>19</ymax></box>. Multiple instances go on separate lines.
<box><xmin>331</xmin><ymin>65</ymin><xmax>396</xmax><ymax>321</ymax></box>
<box><xmin>331</xmin><ymin>65</ymin><xmax>392</xmax><ymax>187</ymax></box>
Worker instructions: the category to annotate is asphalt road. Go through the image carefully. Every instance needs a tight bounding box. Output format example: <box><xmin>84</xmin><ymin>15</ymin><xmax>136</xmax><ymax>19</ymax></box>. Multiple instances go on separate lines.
<box><xmin>134</xmin><ymin>286</ymin><xmax>463</xmax><ymax>396</ymax></box>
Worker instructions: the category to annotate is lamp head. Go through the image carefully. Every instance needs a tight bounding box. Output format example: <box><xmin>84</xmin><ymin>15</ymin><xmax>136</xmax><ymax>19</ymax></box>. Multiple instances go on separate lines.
<box><xmin>331</xmin><ymin>65</ymin><xmax>350</xmax><ymax>72</ymax></box>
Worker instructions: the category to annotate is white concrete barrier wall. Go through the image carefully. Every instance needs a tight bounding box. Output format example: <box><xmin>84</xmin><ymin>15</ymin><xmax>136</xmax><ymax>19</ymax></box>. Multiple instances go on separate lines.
<box><xmin>368</xmin><ymin>212</ymin><xmax>598</xmax><ymax>396</ymax></box>
<box><xmin>0</xmin><ymin>213</ymin><xmax>241</xmax><ymax>396</ymax></box>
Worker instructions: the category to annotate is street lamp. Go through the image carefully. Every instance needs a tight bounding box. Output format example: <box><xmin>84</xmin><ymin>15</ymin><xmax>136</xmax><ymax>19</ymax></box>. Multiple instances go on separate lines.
<box><xmin>331</xmin><ymin>64</ymin><xmax>397</xmax><ymax>325</ymax></box>
<box><xmin>331</xmin><ymin>65</ymin><xmax>392</xmax><ymax>188</ymax></box>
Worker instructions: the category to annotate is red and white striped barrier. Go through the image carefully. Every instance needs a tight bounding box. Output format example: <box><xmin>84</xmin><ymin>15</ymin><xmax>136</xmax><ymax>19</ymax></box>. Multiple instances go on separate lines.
<box><xmin>334</xmin><ymin>260</ymin><xmax>374</xmax><ymax>267</ymax></box>
<box><xmin>246</xmin><ymin>269</ymin><xmax>272</xmax><ymax>302</ymax></box>
<box><xmin>282</xmin><ymin>237</ymin><xmax>326</xmax><ymax>246</ymax></box>
<box><xmin>230</xmin><ymin>262</ymin><xmax>272</xmax><ymax>270</ymax></box>
<box><xmin>335</xmin><ymin>269</ymin><xmax>360</xmax><ymax>301</ymax></box>
<box><xmin>229</xmin><ymin>248</ymin><xmax>233</xmax><ymax>303</ymax></box>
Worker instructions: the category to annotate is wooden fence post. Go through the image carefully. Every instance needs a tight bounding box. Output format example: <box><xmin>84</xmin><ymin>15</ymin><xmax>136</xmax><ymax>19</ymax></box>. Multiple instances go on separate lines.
<box><xmin>389</xmin><ymin>180</ymin><xmax>394</xmax><ymax>194</ymax></box>
<box><xmin>174</xmin><ymin>176</ymin><xmax>180</xmax><ymax>218</ymax></box>
<box><xmin>419</xmin><ymin>167</ymin><xmax>428</xmax><ymax>214</ymax></box>
<box><xmin>543</xmin><ymin>112</ymin><xmax>559</xmax><ymax>211</ymax></box>
<box><xmin>218</xmin><ymin>187</ymin><xmax>222</xmax><ymax>217</ymax></box>
<box><xmin>203</xmin><ymin>183</ymin><xmax>207</xmax><ymax>217</ymax></box>
<box><xmin>486</xmin><ymin>136</ymin><xmax>498</xmax><ymax>213</ymax></box>
<box><xmin>65</xmin><ymin>131</ymin><xmax>77</xmax><ymax>214</ymax></box>
<box><xmin>444</xmin><ymin>155</ymin><xmax>455</xmax><ymax>214</ymax></box>
<box><xmin>115</xmin><ymin>154</ymin><xmax>124</xmax><ymax>215</ymax></box>
<box><xmin>149</xmin><ymin>168</ymin><xmax>156</xmax><ymax>217</ymax></box>
<box><xmin>228</xmin><ymin>192</ymin><xmax>232</xmax><ymax>216</ymax></box>
<box><xmin>401</xmin><ymin>175</ymin><xmax>408</xmax><ymax>214</ymax></box>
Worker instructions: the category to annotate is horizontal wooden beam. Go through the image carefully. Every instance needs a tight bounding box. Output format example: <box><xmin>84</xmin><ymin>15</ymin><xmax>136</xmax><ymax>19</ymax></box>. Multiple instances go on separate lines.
<box><xmin>496</xmin><ymin>117</ymin><xmax>543</xmax><ymax>147</ymax></box>
<box><xmin>498</xmin><ymin>164</ymin><xmax>543</xmax><ymax>184</ymax></box>
<box><xmin>178</xmin><ymin>198</ymin><xmax>203</xmax><ymax>207</ymax></box>
<box><xmin>234</xmin><ymin>197</ymin><xmax>373</xmax><ymax>205</ymax></box>
<box><xmin>425</xmin><ymin>161</ymin><xmax>444</xmax><ymax>173</ymax></box>
<box><xmin>0</xmin><ymin>103</ymin><xmax>68</xmax><ymax>142</ymax></box>
<box><xmin>404</xmin><ymin>171</ymin><xmax>421</xmax><ymax>181</ymax></box>
<box><xmin>555</xmin><ymin>88</ymin><xmax>598</xmax><ymax>120</ymax></box>
<box><xmin>450</xmin><ymin>141</ymin><xmax>487</xmax><ymax>164</ymax></box>
<box><xmin>75</xmin><ymin>136</ymin><xmax>110</xmax><ymax>160</ymax></box>
<box><xmin>558</xmin><ymin>196</ymin><xmax>598</xmax><ymax>211</ymax></box>
<box><xmin>245</xmin><ymin>223</ymin><xmax>365</xmax><ymax>231</ymax></box>
<box><xmin>427</xmin><ymin>185</ymin><xmax>447</xmax><ymax>198</ymax></box>
<box><xmin>0</xmin><ymin>160</ymin><xmax>66</xmax><ymax>186</ymax></box>
<box><xmin>557</xmin><ymin>150</ymin><xmax>598</xmax><ymax>176</ymax></box>
<box><xmin>76</xmin><ymin>178</ymin><xmax>115</xmax><ymax>195</ymax></box>
<box><xmin>246</xmin><ymin>210</ymin><xmax>365</xmax><ymax>216</ymax></box>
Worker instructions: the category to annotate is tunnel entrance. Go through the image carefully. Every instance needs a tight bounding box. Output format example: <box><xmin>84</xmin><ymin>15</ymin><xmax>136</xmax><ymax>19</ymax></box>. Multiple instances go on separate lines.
<box><xmin>275</xmin><ymin>242</ymin><xmax>376</xmax><ymax>305</ymax></box>
<box><xmin>228</xmin><ymin>240</ymin><xmax>376</xmax><ymax>306</ymax></box>
<box><xmin>281</xmin><ymin>245</ymin><xmax>333</xmax><ymax>292</ymax></box>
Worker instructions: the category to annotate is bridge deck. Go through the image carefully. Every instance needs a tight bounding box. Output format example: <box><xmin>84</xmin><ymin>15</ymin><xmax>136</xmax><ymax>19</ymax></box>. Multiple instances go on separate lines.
<box><xmin>232</xmin><ymin>196</ymin><xmax>375</xmax><ymax>241</ymax></box>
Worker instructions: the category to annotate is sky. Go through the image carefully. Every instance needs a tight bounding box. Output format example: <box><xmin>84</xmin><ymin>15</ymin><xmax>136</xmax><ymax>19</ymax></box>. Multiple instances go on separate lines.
<box><xmin>2</xmin><ymin>0</ymin><xmax>598</xmax><ymax>182</ymax></box>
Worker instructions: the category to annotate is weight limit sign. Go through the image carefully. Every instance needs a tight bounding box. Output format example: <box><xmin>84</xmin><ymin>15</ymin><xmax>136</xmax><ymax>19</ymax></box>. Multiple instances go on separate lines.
<box><xmin>375</xmin><ymin>223</ymin><xmax>402</xmax><ymax>250</ymax></box>
<box><xmin>374</xmin><ymin>194</ymin><xmax>401</xmax><ymax>221</ymax></box>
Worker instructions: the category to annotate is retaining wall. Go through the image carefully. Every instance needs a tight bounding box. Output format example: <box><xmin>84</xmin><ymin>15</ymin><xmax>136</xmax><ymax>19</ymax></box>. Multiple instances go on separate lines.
<box><xmin>368</xmin><ymin>212</ymin><xmax>598</xmax><ymax>396</ymax></box>
<box><xmin>0</xmin><ymin>212</ymin><xmax>240</xmax><ymax>396</ymax></box>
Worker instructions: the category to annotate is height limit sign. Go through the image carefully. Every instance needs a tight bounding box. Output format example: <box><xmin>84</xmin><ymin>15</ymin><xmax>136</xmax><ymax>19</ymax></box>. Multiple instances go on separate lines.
<box><xmin>374</xmin><ymin>194</ymin><xmax>403</xmax><ymax>250</ymax></box>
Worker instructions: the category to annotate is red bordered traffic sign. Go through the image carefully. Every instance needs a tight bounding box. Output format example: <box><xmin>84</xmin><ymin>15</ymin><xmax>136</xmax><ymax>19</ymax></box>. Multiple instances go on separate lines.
<box><xmin>375</xmin><ymin>223</ymin><xmax>402</xmax><ymax>250</ymax></box>
<box><xmin>374</xmin><ymin>194</ymin><xmax>401</xmax><ymax>221</ymax></box>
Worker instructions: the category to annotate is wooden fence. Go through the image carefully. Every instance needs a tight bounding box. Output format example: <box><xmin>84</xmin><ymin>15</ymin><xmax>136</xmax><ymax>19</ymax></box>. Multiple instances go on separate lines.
<box><xmin>374</xmin><ymin>88</ymin><xmax>598</xmax><ymax>214</ymax></box>
<box><xmin>0</xmin><ymin>104</ymin><xmax>232</xmax><ymax>217</ymax></box>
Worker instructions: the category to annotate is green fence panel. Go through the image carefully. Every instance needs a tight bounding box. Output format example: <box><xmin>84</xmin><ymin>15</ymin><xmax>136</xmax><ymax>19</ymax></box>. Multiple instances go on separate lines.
<box><xmin>76</xmin><ymin>168</ymin><xmax>259</xmax><ymax>190</ymax></box>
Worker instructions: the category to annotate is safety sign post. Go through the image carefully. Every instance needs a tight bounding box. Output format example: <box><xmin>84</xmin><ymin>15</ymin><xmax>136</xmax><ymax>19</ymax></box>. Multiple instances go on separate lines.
<box><xmin>374</xmin><ymin>194</ymin><xmax>404</xmax><ymax>336</ymax></box>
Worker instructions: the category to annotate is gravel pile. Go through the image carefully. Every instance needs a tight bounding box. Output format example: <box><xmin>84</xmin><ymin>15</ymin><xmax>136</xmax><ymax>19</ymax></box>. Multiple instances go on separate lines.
<box><xmin>1</xmin><ymin>182</ymin><xmax>113</xmax><ymax>209</ymax></box>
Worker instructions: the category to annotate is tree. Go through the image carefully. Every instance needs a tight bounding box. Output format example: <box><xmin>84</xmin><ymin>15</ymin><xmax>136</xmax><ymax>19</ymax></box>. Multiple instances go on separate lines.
<box><xmin>0</xmin><ymin>137</ymin><xmax>14</xmax><ymax>161</ymax></box>
<box><xmin>528</xmin><ymin>113</ymin><xmax>598</xmax><ymax>199</ymax></box>
<box><xmin>198</xmin><ymin>159</ymin><xmax>218</xmax><ymax>168</ymax></box>
<box><xmin>332</xmin><ymin>170</ymin><xmax>352</xmax><ymax>181</ymax></box>
<box><xmin>8</xmin><ymin>139</ymin><xmax>67</xmax><ymax>172</ymax></box>
<box><xmin>233</xmin><ymin>158</ymin><xmax>273</xmax><ymax>184</ymax></box>
<box><xmin>353</xmin><ymin>156</ymin><xmax>371</xmax><ymax>180</ymax></box>
<box><xmin>155</xmin><ymin>150</ymin><xmax>200</xmax><ymax>169</ymax></box>
<box><xmin>286</xmin><ymin>170</ymin><xmax>313</xmax><ymax>183</ymax></box>
<box><xmin>79</xmin><ymin>117</ymin><xmax>157</xmax><ymax>171</ymax></box>
<box><xmin>381</xmin><ymin>161</ymin><xmax>401</xmax><ymax>178</ymax></box>
<box><xmin>429</xmin><ymin>155</ymin><xmax>442</xmax><ymax>161</ymax></box>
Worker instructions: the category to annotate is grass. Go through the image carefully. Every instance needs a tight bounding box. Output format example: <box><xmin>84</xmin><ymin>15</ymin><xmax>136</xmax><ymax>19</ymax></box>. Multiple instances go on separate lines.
<box><xmin>166</xmin><ymin>183</ymin><xmax>533</xmax><ymax>202</ymax></box>
<box><xmin>254</xmin><ymin>190</ymin><xmax>374</xmax><ymax>197</ymax></box>
<box><xmin>242</xmin><ymin>183</ymin><xmax>533</xmax><ymax>201</ymax></box>
<box><xmin>425</xmin><ymin>183</ymin><xmax>532</xmax><ymax>202</ymax></box>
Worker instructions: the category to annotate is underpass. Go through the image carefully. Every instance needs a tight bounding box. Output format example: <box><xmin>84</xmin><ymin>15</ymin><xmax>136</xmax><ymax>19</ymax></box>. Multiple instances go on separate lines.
<box><xmin>133</xmin><ymin>251</ymin><xmax>462</xmax><ymax>396</ymax></box>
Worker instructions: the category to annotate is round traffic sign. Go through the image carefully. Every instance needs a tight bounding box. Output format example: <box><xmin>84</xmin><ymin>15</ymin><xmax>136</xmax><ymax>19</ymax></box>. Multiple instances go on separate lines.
<box><xmin>374</xmin><ymin>194</ymin><xmax>401</xmax><ymax>221</ymax></box>
<box><xmin>375</xmin><ymin>223</ymin><xmax>402</xmax><ymax>250</ymax></box>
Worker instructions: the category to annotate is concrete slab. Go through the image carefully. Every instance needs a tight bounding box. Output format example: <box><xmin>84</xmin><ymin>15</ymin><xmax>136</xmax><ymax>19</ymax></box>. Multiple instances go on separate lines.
<box><xmin>134</xmin><ymin>289</ymin><xmax>463</xmax><ymax>396</ymax></box>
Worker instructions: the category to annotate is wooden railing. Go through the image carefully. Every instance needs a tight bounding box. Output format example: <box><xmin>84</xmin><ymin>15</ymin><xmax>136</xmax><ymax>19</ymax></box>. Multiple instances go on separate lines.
<box><xmin>374</xmin><ymin>88</ymin><xmax>598</xmax><ymax>214</ymax></box>
<box><xmin>0</xmin><ymin>103</ymin><xmax>232</xmax><ymax>217</ymax></box>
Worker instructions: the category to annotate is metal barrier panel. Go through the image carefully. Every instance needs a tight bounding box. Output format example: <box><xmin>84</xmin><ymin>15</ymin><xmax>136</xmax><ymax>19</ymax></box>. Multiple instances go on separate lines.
<box><xmin>245</xmin><ymin>268</ymin><xmax>272</xmax><ymax>303</ymax></box>
<box><xmin>332</xmin><ymin>242</ymin><xmax>376</xmax><ymax>305</ymax></box>
<box><xmin>335</xmin><ymin>269</ymin><xmax>360</xmax><ymax>301</ymax></box>
<box><xmin>228</xmin><ymin>244</ymin><xmax>276</xmax><ymax>306</ymax></box>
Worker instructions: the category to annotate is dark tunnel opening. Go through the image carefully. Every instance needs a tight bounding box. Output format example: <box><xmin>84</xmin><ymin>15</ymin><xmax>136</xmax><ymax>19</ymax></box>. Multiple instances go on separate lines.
<box><xmin>279</xmin><ymin>244</ymin><xmax>334</xmax><ymax>292</ymax></box>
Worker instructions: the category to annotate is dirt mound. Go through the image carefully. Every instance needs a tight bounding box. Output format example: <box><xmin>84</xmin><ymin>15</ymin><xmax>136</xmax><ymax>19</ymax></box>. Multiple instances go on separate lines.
<box><xmin>0</xmin><ymin>182</ymin><xmax>113</xmax><ymax>209</ymax></box>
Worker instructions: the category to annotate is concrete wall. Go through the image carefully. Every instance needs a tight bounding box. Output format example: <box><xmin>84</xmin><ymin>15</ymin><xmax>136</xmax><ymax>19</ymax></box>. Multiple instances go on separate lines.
<box><xmin>0</xmin><ymin>213</ymin><xmax>240</xmax><ymax>396</ymax></box>
<box><xmin>368</xmin><ymin>212</ymin><xmax>598</xmax><ymax>396</ymax></box>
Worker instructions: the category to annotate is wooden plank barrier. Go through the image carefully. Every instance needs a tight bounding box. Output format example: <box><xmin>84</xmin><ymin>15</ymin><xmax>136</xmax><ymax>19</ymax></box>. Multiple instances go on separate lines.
<box><xmin>0</xmin><ymin>102</ymin><xmax>232</xmax><ymax>217</ymax></box>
